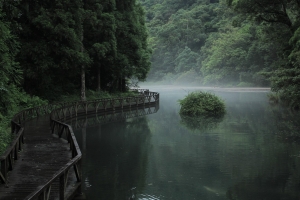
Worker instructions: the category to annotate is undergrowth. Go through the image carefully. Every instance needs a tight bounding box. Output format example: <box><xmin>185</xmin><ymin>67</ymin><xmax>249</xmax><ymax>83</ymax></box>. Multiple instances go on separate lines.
<box><xmin>0</xmin><ymin>116</ymin><xmax>11</xmax><ymax>155</ymax></box>
<box><xmin>56</xmin><ymin>90</ymin><xmax>140</xmax><ymax>102</ymax></box>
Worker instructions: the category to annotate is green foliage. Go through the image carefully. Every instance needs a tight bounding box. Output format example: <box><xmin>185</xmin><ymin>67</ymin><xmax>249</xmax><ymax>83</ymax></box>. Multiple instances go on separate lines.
<box><xmin>113</xmin><ymin>1</ymin><xmax>151</xmax><ymax>86</ymax></box>
<box><xmin>0</xmin><ymin>0</ymin><xmax>151</xmax><ymax>155</ymax></box>
<box><xmin>179</xmin><ymin>91</ymin><xmax>226</xmax><ymax>116</ymax></box>
<box><xmin>173</xmin><ymin>69</ymin><xmax>201</xmax><ymax>85</ymax></box>
<box><xmin>0</xmin><ymin>91</ymin><xmax>46</xmax><ymax>156</ymax></box>
<box><xmin>175</xmin><ymin>47</ymin><xmax>199</xmax><ymax>73</ymax></box>
<box><xmin>85</xmin><ymin>90</ymin><xmax>139</xmax><ymax>100</ymax></box>
<box><xmin>237</xmin><ymin>82</ymin><xmax>255</xmax><ymax>87</ymax></box>
<box><xmin>10</xmin><ymin>0</ymin><xmax>90</xmax><ymax>99</ymax></box>
<box><xmin>267</xmin><ymin>92</ymin><xmax>280</xmax><ymax>104</ymax></box>
<box><xmin>56</xmin><ymin>89</ymin><xmax>140</xmax><ymax>102</ymax></box>
<box><xmin>142</xmin><ymin>0</ymin><xmax>271</xmax><ymax>86</ymax></box>
<box><xmin>200</xmin><ymin>13</ymin><xmax>278</xmax><ymax>86</ymax></box>
<box><xmin>143</xmin><ymin>1</ymin><xmax>218</xmax><ymax>81</ymax></box>
<box><xmin>226</xmin><ymin>0</ymin><xmax>300</xmax><ymax>106</ymax></box>
<box><xmin>83</xmin><ymin>0</ymin><xmax>117</xmax><ymax>92</ymax></box>
<box><xmin>0</xmin><ymin>122</ymin><xmax>11</xmax><ymax>156</ymax></box>
<box><xmin>141</xmin><ymin>0</ymin><xmax>300</xmax><ymax>106</ymax></box>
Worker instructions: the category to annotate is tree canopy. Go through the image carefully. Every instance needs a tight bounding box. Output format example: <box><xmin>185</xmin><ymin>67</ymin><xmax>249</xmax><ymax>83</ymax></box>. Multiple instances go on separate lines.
<box><xmin>141</xmin><ymin>0</ymin><xmax>300</xmax><ymax>107</ymax></box>
<box><xmin>1</xmin><ymin>0</ymin><xmax>150</xmax><ymax>101</ymax></box>
<box><xmin>0</xmin><ymin>0</ymin><xmax>151</xmax><ymax>152</ymax></box>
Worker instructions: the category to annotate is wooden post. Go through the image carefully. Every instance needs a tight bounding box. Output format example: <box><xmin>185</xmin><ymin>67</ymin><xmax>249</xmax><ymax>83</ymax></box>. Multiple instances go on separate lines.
<box><xmin>74</xmin><ymin>160</ymin><xmax>82</xmax><ymax>194</ymax></box>
<box><xmin>8</xmin><ymin>153</ymin><xmax>13</xmax><ymax>170</ymax></box>
<box><xmin>97</xmin><ymin>64</ymin><xmax>101</xmax><ymax>92</ymax></box>
<box><xmin>60</xmin><ymin>173</ymin><xmax>66</xmax><ymax>200</ymax></box>
<box><xmin>1</xmin><ymin>160</ymin><xmax>7</xmax><ymax>184</ymax></box>
<box><xmin>112</xmin><ymin>99</ymin><xmax>115</xmax><ymax>111</ymax></box>
<box><xmin>121</xmin><ymin>99</ymin><xmax>124</xmax><ymax>109</ymax></box>
<box><xmin>14</xmin><ymin>144</ymin><xmax>18</xmax><ymax>160</ymax></box>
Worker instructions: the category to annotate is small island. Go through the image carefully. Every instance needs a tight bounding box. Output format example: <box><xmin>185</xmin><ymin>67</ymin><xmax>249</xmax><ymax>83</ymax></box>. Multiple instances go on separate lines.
<box><xmin>179</xmin><ymin>91</ymin><xmax>226</xmax><ymax>117</ymax></box>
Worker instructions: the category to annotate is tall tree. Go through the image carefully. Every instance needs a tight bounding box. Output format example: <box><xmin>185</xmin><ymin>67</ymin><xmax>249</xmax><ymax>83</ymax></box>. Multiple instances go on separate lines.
<box><xmin>113</xmin><ymin>0</ymin><xmax>151</xmax><ymax>91</ymax></box>
<box><xmin>228</xmin><ymin>0</ymin><xmax>300</xmax><ymax>106</ymax></box>
<box><xmin>83</xmin><ymin>0</ymin><xmax>117</xmax><ymax>92</ymax></box>
<box><xmin>10</xmin><ymin>0</ymin><xmax>90</xmax><ymax>100</ymax></box>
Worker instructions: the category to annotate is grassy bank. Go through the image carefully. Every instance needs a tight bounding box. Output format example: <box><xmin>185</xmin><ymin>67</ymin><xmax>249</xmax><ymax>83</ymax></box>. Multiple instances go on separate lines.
<box><xmin>0</xmin><ymin>118</ymin><xmax>12</xmax><ymax>155</ymax></box>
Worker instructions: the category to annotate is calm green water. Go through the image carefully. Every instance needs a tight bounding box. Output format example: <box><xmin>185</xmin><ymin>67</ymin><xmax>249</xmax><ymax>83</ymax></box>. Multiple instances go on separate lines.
<box><xmin>74</xmin><ymin>87</ymin><xmax>300</xmax><ymax>200</ymax></box>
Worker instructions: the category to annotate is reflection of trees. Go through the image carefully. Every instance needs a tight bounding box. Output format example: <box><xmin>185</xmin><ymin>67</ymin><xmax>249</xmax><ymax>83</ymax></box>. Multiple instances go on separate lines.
<box><xmin>268</xmin><ymin>105</ymin><xmax>300</xmax><ymax>144</ymax></box>
<box><xmin>179</xmin><ymin>114</ymin><xmax>224</xmax><ymax>131</ymax></box>
<box><xmin>78</xmin><ymin>117</ymin><xmax>151</xmax><ymax>200</ymax></box>
<box><xmin>218</xmin><ymin>98</ymin><xmax>300</xmax><ymax>200</ymax></box>
<box><xmin>68</xmin><ymin>105</ymin><xmax>159</xmax><ymax>129</ymax></box>
<box><xmin>227</xmin><ymin>176</ymin><xmax>300</xmax><ymax>200</ymax></box>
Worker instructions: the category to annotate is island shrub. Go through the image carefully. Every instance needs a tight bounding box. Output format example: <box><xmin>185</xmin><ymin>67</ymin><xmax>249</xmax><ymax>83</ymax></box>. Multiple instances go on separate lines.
<box><xmin>179</xmin><ymin>91</ymin><xmax>226</xmax><ymax>117</ymax></box>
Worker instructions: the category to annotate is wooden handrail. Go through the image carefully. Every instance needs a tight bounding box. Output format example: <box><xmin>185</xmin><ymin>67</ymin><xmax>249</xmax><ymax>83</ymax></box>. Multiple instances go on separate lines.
<box><xmin>0</xmin><ymin>104</ymin><xmax>62</xmax><ymax>185</ymax></box>
<box><xmin>25</xmin><ymin>121</ymin><xmax>82</xmax><ymax>200</ymax></box>
<box><xmin>50</xmin><ymin>91</ymin><xmax>159</xmax><ymax>121</ymax></box>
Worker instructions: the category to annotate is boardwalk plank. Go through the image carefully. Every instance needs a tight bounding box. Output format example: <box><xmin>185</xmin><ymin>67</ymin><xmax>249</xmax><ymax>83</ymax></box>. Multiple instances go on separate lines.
<box><xmin>0</xmin><ymin>115</ymin><xmax>76</xmax><ymax>200</ymax></box>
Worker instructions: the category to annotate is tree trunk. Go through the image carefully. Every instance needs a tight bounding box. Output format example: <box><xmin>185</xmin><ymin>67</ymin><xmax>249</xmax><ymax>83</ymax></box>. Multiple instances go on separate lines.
<box><xmin>97</xmin><ymin>64</ymin><xmax>101</xmax><ymax>92</ymax></box>
<box><xmin>81</xmin><ymin>34</ymin><xmax>86</xmax><ymax>101</ymax></box>
<box><xmin>118</xmin><ymin>77</ymin><xmax>122</xmax><ymax>92</ymax></box>
<box><xmin>81</xmin><ymin>65</ymin><xmax>86</xmax><ymax>101</ymax></box>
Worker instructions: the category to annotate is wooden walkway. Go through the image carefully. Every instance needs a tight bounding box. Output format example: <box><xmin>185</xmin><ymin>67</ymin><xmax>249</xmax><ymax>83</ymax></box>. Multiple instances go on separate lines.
<box><xmin>0</xmin><ymin>89</ymin><xmax>159</xmax><ymax>200</ymax></box>
<box><xmin>0</xmin><ymin>115</ymin><xmax>78</xmax><ymax>200</ymax></box>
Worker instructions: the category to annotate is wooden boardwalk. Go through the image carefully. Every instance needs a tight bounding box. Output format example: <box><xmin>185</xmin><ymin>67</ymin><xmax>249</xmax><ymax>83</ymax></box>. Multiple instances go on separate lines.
<box><xmin>0</xmin><ymin>89</ymin><xmax>159</xmax><ymax>200</ymax></box>
<box><xmin>0</xmin><ymin>115</ymin><xmax>78</xmax><ymax>200</ymax></box>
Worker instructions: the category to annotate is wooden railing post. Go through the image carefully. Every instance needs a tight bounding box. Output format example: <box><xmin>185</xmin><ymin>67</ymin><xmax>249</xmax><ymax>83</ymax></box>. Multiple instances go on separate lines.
<box><xmin>0</xmin><ymin>160</ymin><xmax>7</xmax><ymax>184</ymax></box>
<box><xmin>59</xmin><ymin>173</ymin><xmax>66</xmax><ymax>200</ymax></box>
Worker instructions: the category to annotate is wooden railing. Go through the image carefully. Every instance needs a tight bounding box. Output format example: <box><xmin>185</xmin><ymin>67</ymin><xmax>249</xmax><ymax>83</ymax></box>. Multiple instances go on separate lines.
<box><xmin>25</xmin><ymin>120</ymin><xmax>82</xmax><ymax>200</ymax></box>
<box><xmin>0</xmin><ymin>90</ymin><xmax>158</xmax><ymax>199</ymax></box>
<box><xmin>0</xmin><ymin>122</ymin><xmax>23</xmax><ymax>185</ymax></box>
<box><xmin>0</xmin><ymin>101</ymin><xmax>81</xmax><ymax>187</ymax></box>
<box><xmin>0</xmin><ymin>104</ymin><xmax>64</xmax><ymax>185</ymax></box>
<box><xmin>51</xmin><ymin>90</ymin><xmax>159</xmax><ymax>122</ymax></box>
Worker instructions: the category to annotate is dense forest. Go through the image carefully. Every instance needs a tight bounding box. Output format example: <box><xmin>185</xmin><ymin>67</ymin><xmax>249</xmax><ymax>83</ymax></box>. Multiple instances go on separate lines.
<box><xmin>141</xmin><ymin>0</ymin><xmax>300</xmax><ymax>106</ymax></box>
<box><xmin>0</xmin><ymin>0</ymin><xmax>150</xmax><ymax>152</ymax></box>
<box><xmin>1</xmin><ymin>0</ymin><xmax>300</xmax><ymax>151</ymax></box>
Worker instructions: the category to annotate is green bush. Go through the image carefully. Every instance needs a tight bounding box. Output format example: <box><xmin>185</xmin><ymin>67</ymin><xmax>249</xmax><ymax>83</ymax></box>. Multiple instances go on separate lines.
<box><xmin>179</xmin><ymin>91</ymin><xmax>226</xmax><ymax>116</ymax></box>
<box><xmin>0</xmin><ymin>91</ymin><xmax>47</xmax><ymax>156</ymax></box>
<box><xmin>0</xmin><ymin>115</ymin><xmax>11</xmax><ymax>155</ymax></box>
<box><xmin>237</xmin><ymin>82</ymin><xmax>255</xmax><ymax>87</ymax></box>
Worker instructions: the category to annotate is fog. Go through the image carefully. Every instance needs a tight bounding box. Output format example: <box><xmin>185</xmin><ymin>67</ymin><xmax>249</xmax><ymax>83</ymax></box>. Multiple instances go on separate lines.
<box><xmin>138</xmin><ymin>83</ymin><xmax>270</xmax><ymax>93</ymax></box>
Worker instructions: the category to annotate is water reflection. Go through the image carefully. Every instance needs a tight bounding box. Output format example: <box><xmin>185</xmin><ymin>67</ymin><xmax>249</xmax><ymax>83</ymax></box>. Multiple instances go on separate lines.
<box><xmin>75</xmin><ymin>87</ymin><xmax>300</xmax><ymax>200</ymax></box>
<box><xmin>73</xmin><ymin>107</ymin><xmax>157</xmax><ymax>199</ymax></box>
<box><xmin>180</xmin><ymin>114</ymin><xmax>224</xmax><ymax>131</ymax></box>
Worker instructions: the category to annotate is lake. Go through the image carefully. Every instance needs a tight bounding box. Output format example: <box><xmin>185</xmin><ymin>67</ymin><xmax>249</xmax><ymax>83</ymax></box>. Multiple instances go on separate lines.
<box><xmin>73</xmin><ymin>86</ymin><xmax>300</xmax><ymax>200</ymax></box>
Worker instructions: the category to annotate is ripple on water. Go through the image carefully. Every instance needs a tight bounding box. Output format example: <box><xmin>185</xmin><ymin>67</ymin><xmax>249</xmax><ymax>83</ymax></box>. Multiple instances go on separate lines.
<box><xmin>138</xmin><ymin>193</ymin><xmax>164</xmax><ymax>200</ymax></box>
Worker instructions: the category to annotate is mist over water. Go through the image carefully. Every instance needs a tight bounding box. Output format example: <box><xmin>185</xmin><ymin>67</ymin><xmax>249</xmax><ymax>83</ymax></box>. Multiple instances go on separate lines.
<box><xmin>74</xmin><ymin>86</ymin><xmax>300</xmax><ymax>200</ymax></box>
